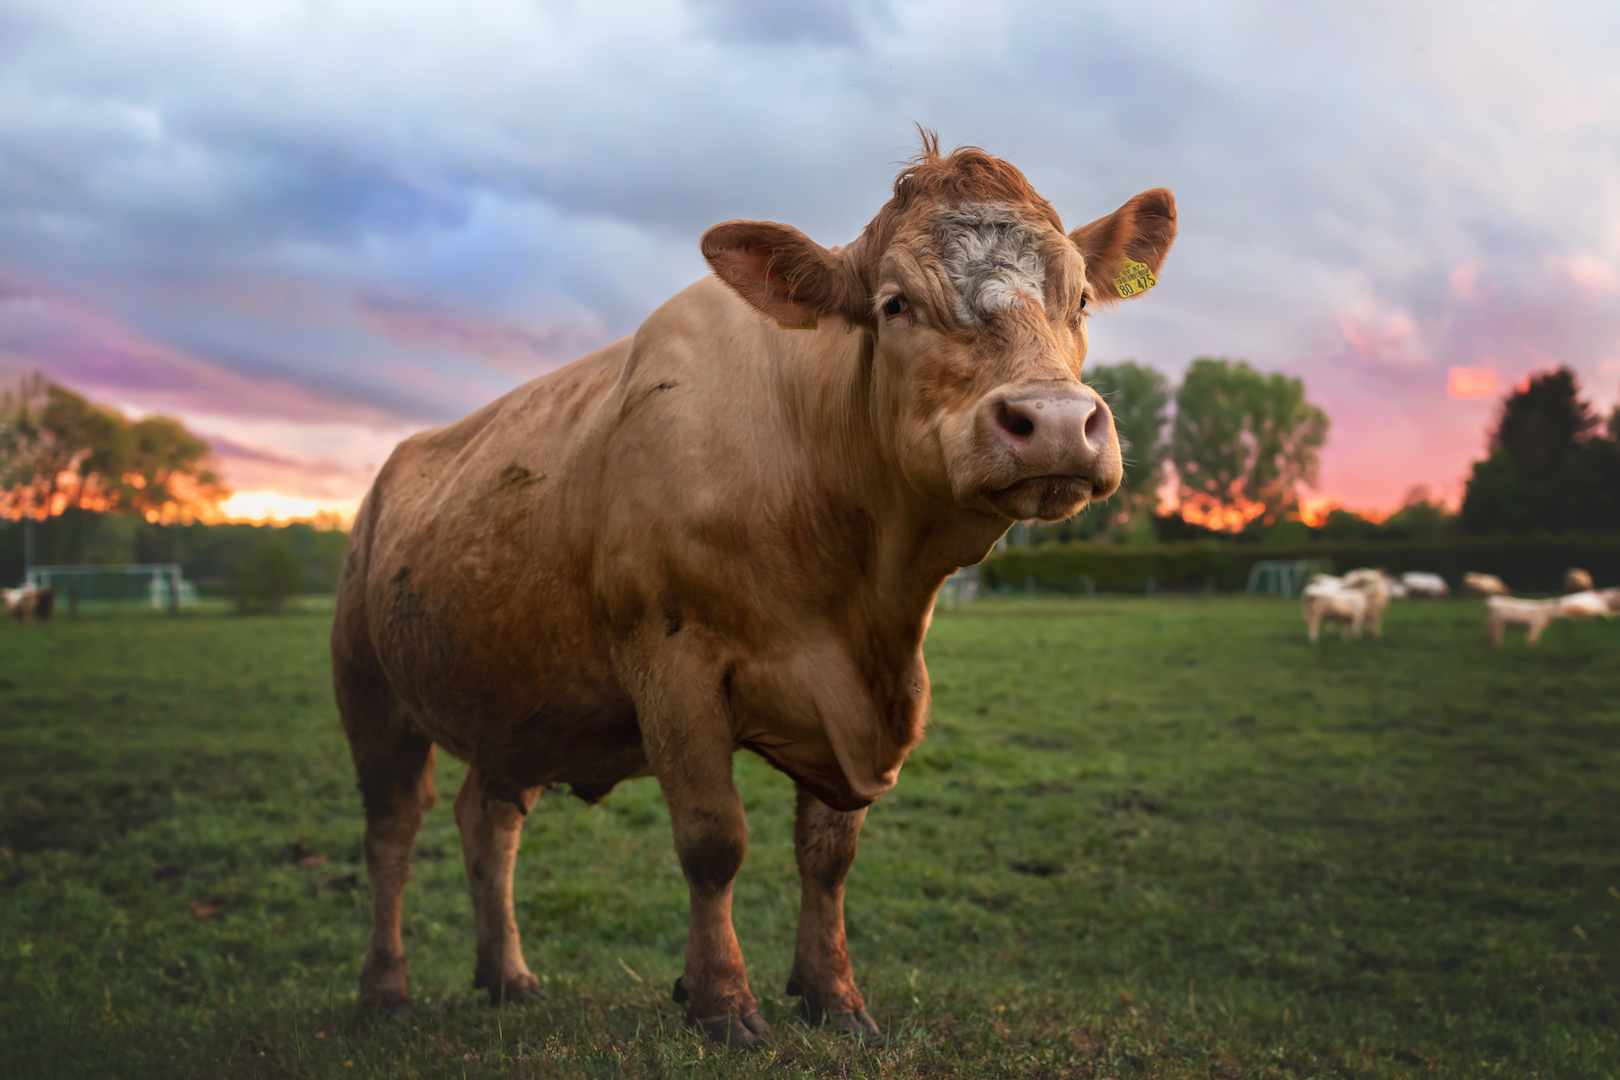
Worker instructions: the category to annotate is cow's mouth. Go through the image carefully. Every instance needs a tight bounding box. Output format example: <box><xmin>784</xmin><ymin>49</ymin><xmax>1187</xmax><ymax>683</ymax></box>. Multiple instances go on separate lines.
<box><xmin>987</xmin><ymin>475</ymin><xmax>1093</xmax><ymax>522</ymax></box>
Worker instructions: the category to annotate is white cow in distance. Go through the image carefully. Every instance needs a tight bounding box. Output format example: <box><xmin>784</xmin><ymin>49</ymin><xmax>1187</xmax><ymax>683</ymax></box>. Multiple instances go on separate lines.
<box><xmin>1464</xmin><ymin>572</ymin><xmax>1510</xmax><ymax>597</ymax></box>
<box><xmin>1557</xmin><ymin>590</ymin><xmax>1613</xmax><ymax>620</ymax></box>
<box><xmin>1485</xmin><ymin>596</ymin><xmax>1560</xmax><ymax>646</ymax></box>
<box><xmin>1302</xmin><ymin>579</ymin><xmax>1367</xmax><ymax>642</ymax></box>
<box><xmin>1340</xmin><ymin>568</ymin><xmax>1396</xmax><ymax>637</ymax></box>
<box><xmin>1401</xmin><ymin>572</ymin><xmax>1450</xmax><ymax>598</ymax></box>
<box><xmin>1302</xmin><ymin>567</ymin><xmax>1400</xmax><ymax>643</ymax></box>
<box><xmin>1299</xmin><ymin>570</ymin><xmax>1379</xmax><ymax>641</ymax></box>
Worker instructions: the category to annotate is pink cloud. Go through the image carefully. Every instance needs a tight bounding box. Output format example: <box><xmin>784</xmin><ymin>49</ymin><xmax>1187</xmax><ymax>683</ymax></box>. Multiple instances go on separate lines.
<box><xmin>205</xmin><ymin>433</ymin><xmax>376</xmax><ymax>502</ymax></box>
<box><xmin>1447</xmin><ymin>366</ymin><xmax>1499</xmax><ymax>399</ymax></box>
<box><xmin>353</xmin><ymin>293</ymin><xmax>608</xmax><ymax>374</ymax></box>
<box><xmin>1564</xmin><ymin>254</ymin><xmax>1620</xmax><ymax>297</ymax></box>
<box><xmin>1339</xmin><ymin>308</ymin><xmax>1426</xmax><ymax>367</ymax></box>
<box><xmin>0</xmin><ymin>282</ymin><xmax>407</xmax><ymax>430</ymax></box>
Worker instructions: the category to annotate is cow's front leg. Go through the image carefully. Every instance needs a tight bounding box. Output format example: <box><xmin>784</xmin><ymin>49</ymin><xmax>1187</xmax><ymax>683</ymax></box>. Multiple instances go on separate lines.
<box><xmin>786</xmin><ymin>785</ymin><xmax>880</xmax><ymax>1038</ymax></box>
<box><xmin>453</xmin><ymin>769</ymin><xmax>544</xmax><ymax>1004</ymax></box>
<box><xmin>644</xmin><ymin>695</ymin><xmax>768</xmax><ymax>1049</ymax></box>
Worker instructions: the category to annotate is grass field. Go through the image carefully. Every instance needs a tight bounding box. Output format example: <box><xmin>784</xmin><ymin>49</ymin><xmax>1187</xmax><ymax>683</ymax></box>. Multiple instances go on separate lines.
<box><xmin>1</xmin><ymin>596</ymin><xmax>1617</xmax><ymax>1078</ymax></box>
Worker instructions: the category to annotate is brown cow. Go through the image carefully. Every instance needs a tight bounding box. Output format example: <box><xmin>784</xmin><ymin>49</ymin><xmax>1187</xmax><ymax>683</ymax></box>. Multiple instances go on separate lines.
<box><xmin>332</xmin><ymin>138</ymin><xmax>1176</xmax><ymax>1048</ymax></box>
<box><xmin>3</xmin><ymin>585</ymin><xmax>54</xmax><ymax>623</ymax></box>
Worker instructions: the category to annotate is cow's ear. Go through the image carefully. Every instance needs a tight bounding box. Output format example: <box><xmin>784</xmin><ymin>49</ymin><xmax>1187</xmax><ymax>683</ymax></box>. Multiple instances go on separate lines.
<box><xmin>702</xmin><ymin>221</ymin><xmax>870</xmax><ymax>330</ymax></box>
<box><xmin>1068</xmin><ymin>189</ymin><xmax>1177</xmax><ymax>305</ymax></box>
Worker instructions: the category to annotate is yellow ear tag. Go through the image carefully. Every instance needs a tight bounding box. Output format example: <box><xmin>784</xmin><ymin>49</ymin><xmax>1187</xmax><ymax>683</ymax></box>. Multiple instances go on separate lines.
<box><xmin>1113</xmin><ymin>259</ymin><xmax>1157</xmax><ymax>298</ymax></box>
<box><xmin>776</xmin><ymin>318</ymin><xmax>818</xmax><ymax>330</ymax></box>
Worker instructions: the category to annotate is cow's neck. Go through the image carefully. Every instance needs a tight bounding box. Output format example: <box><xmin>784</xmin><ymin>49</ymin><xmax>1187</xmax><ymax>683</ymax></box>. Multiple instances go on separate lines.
<box><xmin>786</xmin><ymin>324</ymin><xmax>1010</xmax><ymax>637</ymax></box>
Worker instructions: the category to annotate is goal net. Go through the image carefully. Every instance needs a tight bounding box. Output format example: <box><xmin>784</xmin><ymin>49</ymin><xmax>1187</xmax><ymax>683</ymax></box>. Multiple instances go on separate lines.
<box><xmin>25</xmin><ymin>564</ymin><xmax>200</xmax><ymax>610</ymax></box>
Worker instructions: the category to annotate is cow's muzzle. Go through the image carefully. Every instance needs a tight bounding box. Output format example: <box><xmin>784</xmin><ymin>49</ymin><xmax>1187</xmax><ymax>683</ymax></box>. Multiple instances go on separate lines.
<box><xmin>978</xmin><ymin>385</ymin><xmax>1123</xmax><ymax>520</ymax></box>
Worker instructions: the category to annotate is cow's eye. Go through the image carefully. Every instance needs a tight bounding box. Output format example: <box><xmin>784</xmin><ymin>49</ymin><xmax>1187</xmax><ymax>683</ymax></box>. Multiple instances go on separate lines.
<box><xmin>883</xmin><ymin>295</ymin><xmax>911</xmax><ymax>319</ymax></box>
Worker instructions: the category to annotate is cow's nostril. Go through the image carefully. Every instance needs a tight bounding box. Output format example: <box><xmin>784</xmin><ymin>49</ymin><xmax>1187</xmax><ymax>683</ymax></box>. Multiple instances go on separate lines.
<box><xmin>1084</xmin><ymin>401</ymin><xmax>1106</xmax><ymax>441</ymax></box>
<box><xmin>995</xmin><ymin>400</ymin><xmax>1036</xmax><ymax>438</ymax></box>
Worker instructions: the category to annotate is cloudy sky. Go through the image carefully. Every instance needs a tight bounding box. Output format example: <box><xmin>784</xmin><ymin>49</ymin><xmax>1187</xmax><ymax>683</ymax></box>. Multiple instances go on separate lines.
<box><xmin>2</xmin><ymin>0</ymin><xmax>1618</xmax><ymax>520</ymax></box>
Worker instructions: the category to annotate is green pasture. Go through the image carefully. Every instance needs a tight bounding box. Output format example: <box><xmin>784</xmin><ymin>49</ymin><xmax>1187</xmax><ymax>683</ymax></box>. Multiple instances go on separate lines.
<box><xmin>1</xmin><ymin>597</ymin><xmax>1616</xmax><ymax>1078</ymax></box>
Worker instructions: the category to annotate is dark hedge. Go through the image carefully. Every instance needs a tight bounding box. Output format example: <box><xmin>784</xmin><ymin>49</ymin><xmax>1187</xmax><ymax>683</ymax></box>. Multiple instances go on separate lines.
<box><xmin>980</xmin><ymin>536</ymin><xmax>1620</xmax><ymax>595</ymax></box>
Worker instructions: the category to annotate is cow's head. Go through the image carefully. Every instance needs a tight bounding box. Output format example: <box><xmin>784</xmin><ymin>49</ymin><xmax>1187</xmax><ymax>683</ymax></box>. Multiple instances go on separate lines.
<box><xmin>702</xmin><ymin>139</ymin><xmax>1175</xmax><ymax>523</ymax></box>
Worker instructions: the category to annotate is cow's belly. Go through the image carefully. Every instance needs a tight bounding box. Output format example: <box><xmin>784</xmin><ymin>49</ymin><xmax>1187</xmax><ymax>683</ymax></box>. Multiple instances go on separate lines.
<box><xmin>368</xmin><ymin>554</ymin><xmax>649</xmax><ymax>803</ymax></box>
<box><xmin>399</xmin><ymin>664</ymin><xmax>649</xmax><ymax>804</ymax></box>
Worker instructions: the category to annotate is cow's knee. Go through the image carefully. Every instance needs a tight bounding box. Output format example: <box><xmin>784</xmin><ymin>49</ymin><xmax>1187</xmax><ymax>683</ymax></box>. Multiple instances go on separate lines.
<box><xmin>675</xmin><ymin>812</ymin><xmax>747</xmax><ymax>894</ymax></box>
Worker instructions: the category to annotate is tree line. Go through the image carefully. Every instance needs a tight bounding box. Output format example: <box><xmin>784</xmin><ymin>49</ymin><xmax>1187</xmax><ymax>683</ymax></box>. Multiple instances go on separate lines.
<box><xmin>1055</xmin><ymin>359</ymin><xmax>1620</xmax><ymax>546</ymax></box>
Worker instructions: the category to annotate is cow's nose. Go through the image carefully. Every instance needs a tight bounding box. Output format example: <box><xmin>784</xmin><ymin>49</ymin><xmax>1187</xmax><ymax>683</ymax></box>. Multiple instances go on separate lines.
<box><xmin>980</xmin><ymin>385</ymin><xmax>1122</xmax><ymax>500</ymax></box>
<box><xmin>989</xmin><ymin>387</ymin><xmax>1109</xmax><ymax>454</ymax></box>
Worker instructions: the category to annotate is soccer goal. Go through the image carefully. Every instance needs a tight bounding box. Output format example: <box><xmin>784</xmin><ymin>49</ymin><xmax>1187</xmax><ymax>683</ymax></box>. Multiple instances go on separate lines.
<box><xmin>24</xmin><ymin>564</ymin><xmax>199</xmax><ymax>613</ymax></box>
<box><xmin>1244</xmin><ymin>559</ymin><xmax>1332</xmax><ymax>598</ymax></box>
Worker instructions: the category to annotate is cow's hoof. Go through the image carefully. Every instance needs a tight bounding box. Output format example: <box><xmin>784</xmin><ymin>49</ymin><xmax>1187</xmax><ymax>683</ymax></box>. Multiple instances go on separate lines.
<box><xmin>786</xmin><ymin>980</ymin><xmax>878</xmax><ymax>1038</ymax></box>
<box><xmin>832</xmin><ymin>1009</ymin><xmax>881</xmax><ymax>1040</ymax></box>
<box><xmin>695</xmin><ymin>1012</ymin><xmax>770</xmax><ymax>1050</ymax></box>
<box><xmin>794</xmin><ymin>998</ymin><xmax>880</xmax><ymax>1039</ymax></box>
<box><xmin>476</xmin><ymin>971</ymin><xmax>546</xmax><ymax>1005</ymax></box>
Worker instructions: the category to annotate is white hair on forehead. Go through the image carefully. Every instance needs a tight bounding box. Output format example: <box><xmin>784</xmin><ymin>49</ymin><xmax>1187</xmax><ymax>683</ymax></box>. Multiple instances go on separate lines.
<box><xmin>935</xmin><ymin>202</ymin><xmax>1047</xmax><ymax>325</ymax></box>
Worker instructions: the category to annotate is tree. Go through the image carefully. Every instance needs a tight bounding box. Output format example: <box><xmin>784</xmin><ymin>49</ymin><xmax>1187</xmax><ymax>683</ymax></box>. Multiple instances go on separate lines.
<box><xmin>1320</xmin><ymin>507</ymin><xmax>1373</xmax><ymax>542</ymax></box>
<box><xmin>0</xmin><ymin>373</ymin><xmax>68</xmax><ymax>518</ymax></box>
<box><xmin>1460</xmin><ymin>366</ymin><xmax>1620</xmax><ymax>534</ymax></box>
<box><xmin>1379</xmin><ymin>486</ymin><xmax>1450</xmax><ymax>541</ymax></box>
<box><xmin>41</xmin><ymin>383</ymin><xmax>132</xmax><ymax>511</ymax></box>
<box><xmin>0</xmin><ymin>373</ymin><xmax>228</xmax><ymax>523</ymax></box>
<box><xmin>237</xmin><ymin>537</ymin><xmax>301</xmax><ymax>614</ymax></box>
<box><xmin>126</xmin><ymin>415</ymin><xmax>226</xmax><ymax>523</ymax></box>
<box><xmin>1085</xmin><ymin>361</ymin><xmax>1171</xmax><ymax>535</ymax></box>
<box><xmin>1171</xmin><ymin>358</ymin><xmax>1329</xmax><ymax>527</ymax></box>
<box><xmin>1491</xmin><ymin>367</ymin><xmax>1598</xmax><ymax>475</ymax></box>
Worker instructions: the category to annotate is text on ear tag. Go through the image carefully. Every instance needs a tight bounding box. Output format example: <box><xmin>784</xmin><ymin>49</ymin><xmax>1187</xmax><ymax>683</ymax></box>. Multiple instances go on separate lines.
<box><xmin>1113</xmin><ymin>259</ymin><xmax>1157</xmax><ymax>298</ymax></box>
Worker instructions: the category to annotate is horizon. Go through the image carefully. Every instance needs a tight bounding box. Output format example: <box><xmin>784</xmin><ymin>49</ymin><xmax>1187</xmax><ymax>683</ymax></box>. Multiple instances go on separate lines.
<box><xmin>2</xmin><ymin>1</ymin><xmax>1618</xmax><ymax>526</ymax></box>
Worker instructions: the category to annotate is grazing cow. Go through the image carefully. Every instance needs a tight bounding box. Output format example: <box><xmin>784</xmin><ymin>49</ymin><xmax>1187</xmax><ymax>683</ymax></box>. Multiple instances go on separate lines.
<box><xmin>1564</xmin><ymin>568</ymin><xmax>1594</xmax><ymax>592</ymax></box>
<box><xmin>3</xmin><ymin>587</ymin><xmax>35</xmax><ymax>622</ymax></box>
<box><xmin>1302</xmin><ymin>579</ymin><xmax>1368</xmax><ymax>642</ymax></box>
<box><xmin>1463</xmin><ymin>572</ymin><xmax>1510</xmax><ymax>597</ymax></box>
<box><xmin>1301</xmin><ymin>568</ymin><xmax>1392</xmax><ymax>642</ymax></box>
<box><xmin>1557</xmin><ymin>590</ymin><xmax>1613</xmax><ymax>620</ymax></box>
<box><xmin>1340</xmin><ymin>568</ymin><xmax>1395</xmax><ymax>636</ymax></box>
<box><xmin>3</xmin><ymin>586</ymin><xmax>53</xmax><ymax>623</ymax></box>
<box><xmin>1485</xmin><ymin>596</ymin><xmax>1560</xmax><ymax>646</ymax></box>
<box><xmin>1400</xmin><ymin>571</ymin><xmax>1450</xmax><ymax>598</ymax></box>
<box><xmin>331</xmin><ymin>140</ymin><xmax>1175</xmax><ymax>1047</ymax></box>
